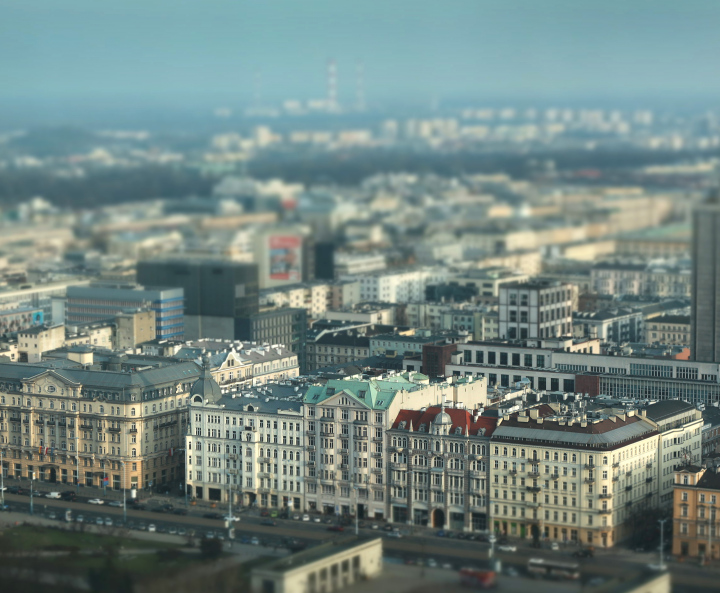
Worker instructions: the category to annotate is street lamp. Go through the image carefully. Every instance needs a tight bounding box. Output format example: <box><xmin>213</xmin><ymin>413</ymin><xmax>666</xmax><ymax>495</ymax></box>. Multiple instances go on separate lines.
<box><xmin>30</xmin><ymin>471</ymin><xmax>35</xmax><ymax>515</ymax></box>
<box><xmin>1</xmin><ymin>448</ymin><xmax>5</xmax><ymax>507</ymax></box>
<box><xmin>658</xmin><ymin>519</ymin><xmax>667</xmax><ymax>570</ymax></box>
<box><xmin>119</xmin><ymin>461</ymin><xmax>127</xmax><ymax>525</ymax></box>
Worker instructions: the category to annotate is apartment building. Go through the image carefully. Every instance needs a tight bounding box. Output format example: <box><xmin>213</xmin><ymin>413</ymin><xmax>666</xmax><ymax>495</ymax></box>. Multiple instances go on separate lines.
<box><xmin>646</xmin><ymin>315</ymin><xmax>690</xmax><ymax>346</ymax></box>
<box><xmin>306</xmin><ymin>331</ymin><xmax>370</xmax><ymax>373</ymax></box>
<box><xmin>573</xmin><ymin>308</ymin><xmax>644</xmax><ymax>344</ymax></box>
<box><xmin>672</xmin><ymin>464</ymin><xmax>720</xmax><ymax>559</ymax></box>
<box><xmin>186</xmin><ymin>375</ymin><xmax>307</xmax><ymax>509</ymax></box>
<box><xmin>591</xmin><ymin>262</ymin><xmax>691</xmax><ymax>299</ymax></box>
<box><xmin>386</xmin><ymin>405</ymin><xmax>497</xmax><ymax>531</ymax></box>
<box><xmin>17</xmin><ymin>323</ymin><xmax>115</xmax><ymax>364</ymax></box>
<box><xmin>341</xmin><ymin>268</ymin><xmax>449</xmax><ymax>304</ymax></box>
<box><xmin>498</xmin><ymin>281</ymin><xmax>574</xmax><ymax>340</ymax></box>
<box><xmin>490</xmin><ymin>404</ymin><xmax>661</xmax><ymax>548</ymax></box>
<box><xmin>260</xmin><ymin>280</ymin><xmax>360</xmax><ymax>319</ymax></box>
<box><xmin>301</xmin><ymin>374</ymin><xmax>487</xmax><ymax>520</ymax></box>
<box><xmin>0</xmin><ymin>354</ymin><xmax>198</xmax><ymax>492</ymax></box>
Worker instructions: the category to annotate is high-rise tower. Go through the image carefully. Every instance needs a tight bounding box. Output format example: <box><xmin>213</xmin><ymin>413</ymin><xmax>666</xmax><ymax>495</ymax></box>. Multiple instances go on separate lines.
<box><xmin>691</xmin><ymin>187</ymin><xmax>720</xmax><ymax>362</ymax></box>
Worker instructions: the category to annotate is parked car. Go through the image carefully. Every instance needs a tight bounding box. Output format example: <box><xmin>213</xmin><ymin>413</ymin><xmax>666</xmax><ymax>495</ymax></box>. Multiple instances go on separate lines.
<box><xmin>498</xmin><ymin>544</ymin><xmax>517</xmax><ymax>552</ymax></box>
<box><xmin>302</xmin><ymin>514</ymin><xmax>310</xmax><ymax>522</ymax></box>
<box><xmin>173</xmin><ymin>508</ymin><xmax>188</xmax><ymax>515</ymax></box>
<box><xmin>95</xmin><ymin>517</ymin><xmax>104</xmax><ymax>525</ymax></box>
<box><xmin>250</xmin><ymin>536</ymin><xmax>260</xmax><ymax>545</ymax></box>
<box><xmin>573</xmin><ymin>548</ymin><xmax>594</xmax><ymax>558</ymax></box>
<box><xmin>436</xmin><ymin>530</ymin><xmax>447</xmax><ymax>537</ymax></box>
<box><xmin>45</xmin><ymin>492</ymin><xmax>61</xmax><ymax>499</ymax></box>
<box><xmin>550</xmin><ymin>542</ymin><xmax>560</xmax><ymax>551</ymax></box>
<box><xmin>0</xmin><ymin>504</ymin><xmax>10</xmax><ymax>512</ymax></box>
<box><xmin>148</xmin><ymin>524</ymin><xmax>156</xmax><ymax>532</ymax></box>
<box><xmin>292</xmin><ymin>514</ymin><xmax>300</xmax><ymax>520</ymax></box>
<box><xmin>488</xmin><ymin>534</ymin><xmax>497</xmax><ymax>544</ymax></box>
<box><xmin>386</xmin><ymin>531</ymin><xmax>402</xmax><ymax>538</ymax></box>
<box><xmin>7</xmin><ymin>486</ymin><xmax>21</xmax><ymax>495</ymax></box>
<box><xmin>178</xmin><ymin>527</ymin><xmax>187</xmax><ymax>536</ymax></box>
<box><xmin>427</xmin><ymin>559</ymin><xmax>438</xmax><ymax>568</ymax></box>
<box><xmin>260</xmin><ymin>510</ymin><xmax>270</xmax><ymax>517</ymax></box>
<box><xmin>261</xmin><ymin>519</ymin><xmax>277</xmax><ymax>526</ymax></box>
<box><xmin>61</xmin><ymin>492</ymin><xmax>77</xmax><ymax>501</ymax></box>
<box><xmin>168</xmin><ymin>526</ymin><xmax>178</xmax><ymax>535</ymax></box>
<box><xmin>223</xmin><ymin>514</ymin><xmax>240</xmax><ymax>522</ymax></box>
<box><xmin>203</xmin><ymin>512</ymin><xmax>223</xmax><ymax>520</ymax></box>
<box><xmin>47</xmin><ymin>512</ymin><xmax>57</xmax><ymax>520</ymax></box>
<box><xmin>104</xmin><ymin>517</ymin><xmax>113</xmax><ymax>527</ymax></box>
<box><xmin>76</xmin><ymin>515</ymin><xmax>84</xmax><ymax>523</ymax></box>
<box><xmin>108</xmin><ymin>501</ymin><xmax>123</xmax><ymax>508</ymax></box>
<box><xmin>88</xmin><ymin>498</ymin><xmax>104</xmax><ymax>505</ymax></box>
<box><xmin>313</xmin><ymin>516</ymin><xmax>321</xmax><ymax>523</ymax></box>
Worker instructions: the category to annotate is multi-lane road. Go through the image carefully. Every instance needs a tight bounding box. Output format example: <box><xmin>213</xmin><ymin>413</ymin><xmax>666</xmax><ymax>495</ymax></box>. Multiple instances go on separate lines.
<box><xmin>2</xmin><ymin>492</ymin><xmax>719</xmax><ymax>592</ymax></box>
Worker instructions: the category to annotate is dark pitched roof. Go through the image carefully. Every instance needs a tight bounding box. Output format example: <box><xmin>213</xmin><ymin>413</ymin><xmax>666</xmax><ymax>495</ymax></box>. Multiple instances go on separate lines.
<box><xmin>642</xmin><ymin>400</ymin><xmax>696</xmax><ymax>422</ymax></box>
<box><xmin>697</xmin><ymin>468</ymin><xmax>720</xmax><ymax>491</ymax></box>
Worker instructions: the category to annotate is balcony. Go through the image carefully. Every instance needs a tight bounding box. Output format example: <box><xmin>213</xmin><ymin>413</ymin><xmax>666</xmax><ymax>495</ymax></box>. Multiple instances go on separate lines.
<box><xmin>353</xmin><ymin>419</ymin><xmax>368</xmax><ymax>425</ymax></box>
<box><xmin>646</xmin><ymin>492</ymin><xmax>652</xmax><ymax>498</ymax></box>
<box><xmin>305</xmin><ymin>430</ymin><xmax>315</xmax><ymax>436</ymax></box>
<box><xmin>528</xmin><ymin>470</ymin><xmax>541</xmax><ymax>478</ymax></box>
<box><xmin>108</xmin><ymin>427</ymin><xmax>121</xmax><ymax>433</ymax></box>
<box><xmin>599</xmin><ymin>493</ymin><xmax>612</xmax><ymax>499</ymax></box>
<box><xmin>626</xmin><ymin>471</ymin><xmax>632</xmax><ymax>477</ymax></box>
<box><xmin>612</xmin><ymin>475</ymin><xmax>619</xmax><ymax>482</ymax></box>
<box><xmin>34</xmin><ymin>420</ymin><xmax>44</xmax><ymax>426</ymax></box>
<box><xmin>646</xmin><ymin>462</ymin><xmax>653</xmax><ymax>469</ymax></box>
<box><xmin>79</xmin><ymin>424</ymin><xmax>93</xmax><ymax>430</ymax></box>
<box><xmin>646</xmin><ymin>477</ymin><xmax>653</xmax><ymax>483</ymax></box>
<box><xmin>550</xmin><ymin>473</ymin><xmax>560</xmax><ymax>480</ymax></box>
<box><xmin>584</xmin><ymin>464</ymin><xmax>595</xmax><ymax>470</ymax></box>
<box><xmin>340</xmin><ymin>463</ymin><xmax>348</xmax><ymax>469</ymax></box>
<box><xmin>244</xmin><ymin>426</ymin><xmax>256</xmax><ymax>432</ymax></box>
<box><xmin>354</xmin><ymin>435</ymin><xmax>367</xmax><ymax>441</ymax></box>
<box><xmin>612</xmin><ymin>462</ymin><xmax>620</xmax><ymax>468</ymax></box>
<box><xmin>598</xmin><ymin>508</ymin><xmax>612</xmax><ymax>515</ymax></box>
<box><xmin>625</xmin><ymin>485</ymin><xmax>632</xmax><ymax>492</ymax></box>
<box><xmin>526</xmin><ymin>486</ymin><xmax>541</xmax><ymax>493</ymax></box>
<box><xmin>129</xmin><ymin>428</ymin><xmax>137</xmax><ymax>433</ymax></box>
<box><xmin>584</xmin><ymin>477</ymin><xmax>595</xmax><ymax>484</ymax></box>
<box><xmin>526</xmin><ymin>501</ymin><xmax>540</xmax><ymax>508</ymax></box>
<box><xmin>509</xmin><ymin>468</ymin><xmax>518</xmax><ymax>475</ymax></box>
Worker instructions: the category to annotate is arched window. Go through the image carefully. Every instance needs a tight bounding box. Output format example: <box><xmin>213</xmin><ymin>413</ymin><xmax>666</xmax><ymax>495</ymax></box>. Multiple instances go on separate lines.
<box><xmin>193</xmin><ymin>396</ymin><xmax>202</xmax><ymax>404</ymax></box>
<box><xmin>603</xmin><ymin>456</ymin><xmax>608</xmax><ymax>465</ymax></box>
<box><xmin>553</xmin><ymin>452</ymin><xmax>559</xmax><ymax>461</ymax></box>
<box><xmin>99</xmin><ymin>405</ymin><xmax>104</xmax><ymax>413</ymax></box>
<box><xmin>563</xmin><ymin>453</ymin><xmax>568</xmax><ymax>462</ymax></box>
<box><xmin>512</xmin><ymin>448</ymin><xmax>517</xmax><ymax>457</ymax></box>
<box><xmin>131</xmin><ymin>408</ymin><xmax>136</xmax><ymax>416</ymax></box>
<box><xmin>131</xmin><ymin>448</ymin><xmax>137</xmax><ymax>457</ymax></box>
<box><xmin>571</xmin><ymin>454</ymin><xmax>577</xmax><ymax>463</ymax></box>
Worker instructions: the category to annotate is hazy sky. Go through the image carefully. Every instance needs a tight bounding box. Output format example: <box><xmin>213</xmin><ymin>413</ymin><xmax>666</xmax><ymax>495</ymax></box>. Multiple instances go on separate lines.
<box><xmin>1</xmin><ymin>0</ymin><xmax>718</xmax><ymax>106</ymax></box>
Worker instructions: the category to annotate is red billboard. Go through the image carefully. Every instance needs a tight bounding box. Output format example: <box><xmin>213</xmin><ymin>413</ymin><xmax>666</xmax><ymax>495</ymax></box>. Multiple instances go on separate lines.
<box><xmin>269</xmin><ymin>235</ymin><xmax>302</xmax><ymax>281</ymax></box>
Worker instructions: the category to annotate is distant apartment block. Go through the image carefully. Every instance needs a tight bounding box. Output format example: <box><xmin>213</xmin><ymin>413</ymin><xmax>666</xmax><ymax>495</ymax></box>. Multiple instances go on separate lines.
<box><xmin>499</xmin><ymin>280</ymin><xmax>574</xmax><ymax>340</ymax></box>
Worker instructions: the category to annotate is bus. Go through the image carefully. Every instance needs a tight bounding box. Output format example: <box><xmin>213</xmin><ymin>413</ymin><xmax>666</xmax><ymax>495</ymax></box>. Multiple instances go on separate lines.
<box><xmin>527</xmin><ymin>558</ymin><xmax>580</xmax><ymax>580</ymax></box>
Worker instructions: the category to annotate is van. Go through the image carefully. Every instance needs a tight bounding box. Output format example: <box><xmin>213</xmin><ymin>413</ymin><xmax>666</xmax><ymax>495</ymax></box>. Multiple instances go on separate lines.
<box><xmin>46</xmin><ymin>492</ymin><xmax>62</xmax><ymax>499</ymax></box>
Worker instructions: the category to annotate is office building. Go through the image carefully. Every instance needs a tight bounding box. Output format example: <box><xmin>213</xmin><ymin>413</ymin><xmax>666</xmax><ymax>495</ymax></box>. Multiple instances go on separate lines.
<box><xmin>137</xmin><ymin>259</ymin><xmax>258</xmax><ymax>341</ymax></box>
<box><xmin>573</xmin><ymin>308</ymin><xmax>644</xmax><ymax>343</ymax></box>
<box><xmin>236</xmin><ymin>307</ymin><xmax>308</xmax><ymax>373</ymax></box>
<box><xmin>499</xmin><ymin>280</ymin><xmax>574</xmax><ymax>340</ymax></box>
<box><xmin>66</xmin><ymin>284</ymin><xmax>184</xmax><ymax>340</ymax></box>
<box><xmin>691</xmin><ymin>193</ymin><xmax>720</xmax><ymax>362</ymax></box>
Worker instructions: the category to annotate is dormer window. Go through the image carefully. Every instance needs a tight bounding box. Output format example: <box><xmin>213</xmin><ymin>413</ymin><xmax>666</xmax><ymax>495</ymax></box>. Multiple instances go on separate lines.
<box><xmin>399</xmin><ymin>421</ymin><xmax>407</xmax><ymax>429</ymax></box>
<box><xmin>455</xmin><ymin>427</ymin><xmax>462</xmax><ymax>435</ymax></box>
<box><xmin>419</xmin><ymin>424</ymin><xmax>427</xmax><ymax>432</ymax></box>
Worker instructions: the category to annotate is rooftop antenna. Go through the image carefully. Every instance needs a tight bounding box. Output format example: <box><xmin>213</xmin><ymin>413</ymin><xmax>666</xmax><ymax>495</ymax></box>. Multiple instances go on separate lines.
<box><xmin>327</xmin><ymin>58</ymin><xmax>338</xmax><ymax>112</ymax></box>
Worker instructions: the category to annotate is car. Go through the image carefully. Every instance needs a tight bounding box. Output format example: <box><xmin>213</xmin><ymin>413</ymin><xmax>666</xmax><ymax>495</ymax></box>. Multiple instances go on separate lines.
<box><xmin>137</xmin><ymin>523</ymin><xmax>147</xmax><ymax>531</ymax></box>
<box><xmin>223</xmin><ymin>514</ymin><xmax>240</xmax><ymax>522</ymax></box>
<box><xmin>261</xmin><ymin>519</ymin><xmax>277</xmax><ymax>527</ymax></box>
<box><xmin>95</xmin><ymin>517</ymin><xmax>104</xmax><ymax>525</ymax></box>
<box><xmin>647</xmin><ymin>563</ymin><xmax>667</xmax><ymax>572</ymax></box>
<box><xmin>147</xmin><ymin>524</ymin><xmax>156</xmax><ymax>532</ymax></box>
<box><xmin>61</xmin><ymin>492</ymin><xmax>77</xmax><ymax>501</ymax></box>
<box><xmin>313</xmin><ymin>516</ymin><xmax>321</xmax><ymax>523</ymax></box>
<box><xmin>573</xmin><ymin>548</ymin><xmax>594</xmax><ymax>558</ymax></box>
<box><xmin>505</xmin><ymin>567</ymin><xmax>519</xmax><ymax>578</ymax></box>
<box><xmin>302</xmin><ymin>514</ymin><xmax>310</xmax><ymax>522</ymax></box>
<box><xmin>0</xmin><ymin>504</ymin><xmax>10</xmax><ymax>512</ymax></box>
<box><xmin>88</xmin><ymin>498</ymin><xmax>104</xmax><ymax>505</ymax></box>
<box><xmin>104</xmin><ymin>517</ymin><xmax>113</xmax><ymax>527</ymax></box>
<box><xmin>550</xmin><ymin>542</ymin><xmax>560</xmax><ymax>551</ymax></box>
<box><xmin>168</xmin><ymin>526</ymin><xmax>178</xmax><ymax>535</ymax></box>
<box><xmin>260</xmin><ymin>510</ymin><xmax>270</xmax><ymax>517</ymax></box>
<box><xmin>7</xmin><ymin>486</ymin><xmax>20</xmax><ymax>494</ymax></box>
<box><xmin>178</xmin><ymin>528</ymin><xmax>187</xmax><ymax>536</ymax></box>
<box><xmin>250</xmin><ymin>536</ymin><xmax>260</xmax><ymax>545</ymax></box>
<box><xmin>76</xmin><ymin>515</ymin><xmax>84</xmax><ymax>523</ymax></box>
<box><xmin>436</xmin><ymin>530</ymin><xmax>447</xmax><ymax>537</ymax></box>
<box><xmin>47</xmin><ymin>512</ymin><xmax>57</xmax><ymax>520</ymax></box>
<box><xmin>108</xmin><ymin>501</ymin><xmax>123</xmax><ymax>508</ymax></box>
<box><xmin>173</xmin><ymin>508</ymin><xmax>188</xmax><ymax>515</ymax></box>
<box><xmin>498</xmin><ymin>544</ymin><xmax>517</xmax><ymax>552</ymax></box>
<box><xmin>427</xmin><ymin>559</ymin><xmax>438</xmax><ymax>568</ymax></box>
<box><xmin>488</xmin><ymin>534</ymin><xmax>497</xmax><ymax>544</ymax></box>
<box><xmin>157</xmin><ymin>525</ymin><xmax>168</xmax><ymax>533</ymax></box>
<box><xmin>386</xmin><ymin>531</ymin><xmax>402</xmax><ymax>538</ymax></box>
<box><xmin>371</xmin><ymin>524</ymin><xmax>379</xmax><ymax>530</ymax></box>
<box><xmin>216</xmin><ymin>533</ymin><xmax>225</xmax><ymax>541</ymax></box>
<box><xmin>327</xmin><ymin>526</ymin><xmax>344</xmax><ymax>532</ymax></box>
<box><xmin>587</xmin><ymin>577</ymin><xmax>606</xmax><ymax>587</ymax></box>
<box><xmin>46</xmin><ymin>492</ymin><xmax>62</xmax><ymax>499</ymax></box>
<box><xmin>161</xmin><ymin>504</ymin><xmax>174</xmax><ymax>512</ymax></box>
<box><xmin>442</xmin><ymin>563</ymin><xmax>453</xmax><ymax>570</ymax></box>
<box><xmin>127</xmin><ymin>521</ymin><xmax>136</xmax><ymax>530</ymax></box>
<box><xmin>206</xmin><ymin>531</ymin><xmax>216</xmax><ymax>539</ymax></box>
<box><xmin>293</xmin><ymin>514</ymin><xmax>300</xmax><ymax>520</ymax></box>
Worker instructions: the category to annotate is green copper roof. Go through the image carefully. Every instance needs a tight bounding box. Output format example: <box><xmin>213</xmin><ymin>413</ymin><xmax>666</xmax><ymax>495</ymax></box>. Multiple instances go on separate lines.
<box><xmin>303</xmin><ymin>376</ymin><xmax>420</xmax><ymax>410</ymax></box>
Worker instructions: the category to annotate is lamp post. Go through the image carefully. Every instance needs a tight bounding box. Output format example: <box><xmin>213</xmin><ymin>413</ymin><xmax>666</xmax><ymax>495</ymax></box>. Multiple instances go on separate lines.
<box><xmin>658</xmin><ymin>519</ymin><xmax>667</xmax><ymax>570</ymax></box>
<box><xmin>30</xmin><ymin>471</ymin><xmax>35</xmax><ymax>515</ymax></box>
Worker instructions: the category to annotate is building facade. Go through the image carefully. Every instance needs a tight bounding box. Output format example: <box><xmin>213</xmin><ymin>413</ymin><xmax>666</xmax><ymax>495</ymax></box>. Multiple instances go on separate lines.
<box><xmin>672</xmin><ymin>464</ymin><xmax>720</xmax><ymax>559</ymax></box>
<box><xmin>499</xmin><ymin>281</ymin><xmax>574</xmax><ymax>340</ymax></box>
<box><xmin>647</xmin><ymin>315</ymin><xmax>690</xmax><ymax>347</ymax></box>
<box><xmin>0</xmin><ymin>356</ymin><xmax>198</xmax><ymax>492</ymax></box>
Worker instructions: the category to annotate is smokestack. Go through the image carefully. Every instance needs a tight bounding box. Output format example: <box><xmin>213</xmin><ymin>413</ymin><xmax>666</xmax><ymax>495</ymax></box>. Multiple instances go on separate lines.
<box><xmin>327</xmin><ymin>58</ymin><xmax>338</xmax><ymax>112</ymax></box>
<box><xmin>356</xmin><ymin>60</ymin><xmax>365</xmax><ymax>112</ymax></box>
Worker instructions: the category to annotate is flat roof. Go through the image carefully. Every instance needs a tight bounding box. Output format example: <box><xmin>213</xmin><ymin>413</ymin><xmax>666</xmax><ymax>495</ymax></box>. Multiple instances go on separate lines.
<box><xmin>257</xmin><ymin>537</ymin><xmax>381</xmax><ymax>574</ymax></box>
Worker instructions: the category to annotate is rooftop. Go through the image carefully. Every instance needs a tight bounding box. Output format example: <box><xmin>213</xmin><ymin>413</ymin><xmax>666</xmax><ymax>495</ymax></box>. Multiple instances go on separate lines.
<box><xmin>257</xmin><ymin>537</ymin><xmax>381</xmax><ymax>574</ymax></box>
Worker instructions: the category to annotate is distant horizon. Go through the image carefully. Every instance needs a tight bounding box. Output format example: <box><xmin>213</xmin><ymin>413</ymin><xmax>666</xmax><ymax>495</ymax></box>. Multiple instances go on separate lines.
<box><xmin>1</xmin><ymin>0</ymin><xmax>719</xmax><ymax>127</ymax></box>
